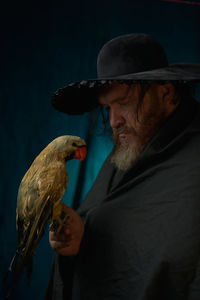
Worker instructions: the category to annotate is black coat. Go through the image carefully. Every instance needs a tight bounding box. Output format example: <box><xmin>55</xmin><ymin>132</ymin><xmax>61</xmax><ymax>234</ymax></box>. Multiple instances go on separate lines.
<box><xmin>46</xmin><ymin>98</ymin><xmax>200</xmax><ymax>300</ymax></box>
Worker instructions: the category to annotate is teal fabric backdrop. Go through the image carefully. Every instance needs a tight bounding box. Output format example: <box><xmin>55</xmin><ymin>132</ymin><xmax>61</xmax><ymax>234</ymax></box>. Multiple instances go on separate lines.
<box><xmin>0</xmin><ymin>0</ymin><xmax>200</xmax><ymax>299</ymax></box>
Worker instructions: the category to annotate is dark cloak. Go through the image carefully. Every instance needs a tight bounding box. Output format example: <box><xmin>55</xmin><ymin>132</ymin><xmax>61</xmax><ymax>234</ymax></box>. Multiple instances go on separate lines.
<box><xmin>46</xmin><ymin>97</ymin><xmax>200</xmax><ymax>300</ymax></box>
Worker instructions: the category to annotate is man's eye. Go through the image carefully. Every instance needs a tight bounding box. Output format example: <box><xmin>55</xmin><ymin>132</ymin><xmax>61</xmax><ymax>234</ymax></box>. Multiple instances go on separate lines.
<box><xmin>118</xmin><ymin>99</ymin><xmax>129</xmax><ymax>106</ymax></box>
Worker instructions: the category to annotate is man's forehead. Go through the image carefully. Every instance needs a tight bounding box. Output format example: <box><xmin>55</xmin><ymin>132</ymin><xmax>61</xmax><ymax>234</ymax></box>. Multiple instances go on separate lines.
<box><xmin>98</xmin><ymin>82</ymin><xmax>139</xmax><ymax>105</ymax></box>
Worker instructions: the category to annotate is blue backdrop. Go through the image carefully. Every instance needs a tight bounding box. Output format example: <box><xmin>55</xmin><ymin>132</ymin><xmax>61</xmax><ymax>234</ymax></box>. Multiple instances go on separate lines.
<box><xmin>0</xmin><ymin>0</ymin><xmax>200</xmax><ymax>299</ymax></box>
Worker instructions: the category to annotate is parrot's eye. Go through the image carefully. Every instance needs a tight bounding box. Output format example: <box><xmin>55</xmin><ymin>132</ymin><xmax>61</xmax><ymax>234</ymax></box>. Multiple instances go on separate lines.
<box><xmin>72</xmin><ymin>142</ymin><xmax>78</xmax><ymax>147</ymax></box>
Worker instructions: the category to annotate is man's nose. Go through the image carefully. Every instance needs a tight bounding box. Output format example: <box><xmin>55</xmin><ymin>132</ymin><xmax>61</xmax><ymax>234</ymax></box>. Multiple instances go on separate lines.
<box><xmin>109</xmin><ymin>107</ymin><xmax>125</xmax><ymax>129</ymax></box>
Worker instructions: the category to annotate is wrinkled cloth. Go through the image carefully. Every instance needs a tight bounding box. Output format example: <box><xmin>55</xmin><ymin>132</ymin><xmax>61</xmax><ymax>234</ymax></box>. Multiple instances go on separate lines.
<box><xmin>46</xmin><ymin>98</ymin><xmax>200</xmax><ymax>300</ymax></box>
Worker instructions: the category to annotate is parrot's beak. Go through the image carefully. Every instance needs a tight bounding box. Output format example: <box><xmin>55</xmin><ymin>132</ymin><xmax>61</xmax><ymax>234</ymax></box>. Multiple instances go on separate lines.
<box><xmin>73</xmin><ymin>146</ymin><xmax>87</xmax><ymax>161</ymax></box>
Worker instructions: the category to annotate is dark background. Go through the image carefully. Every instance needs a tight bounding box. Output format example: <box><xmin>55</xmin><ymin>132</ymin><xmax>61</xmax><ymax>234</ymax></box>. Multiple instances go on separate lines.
<box><xmin>0</xmin><ymin>0</ymin><xmax>200</xmax><ymax>299</ymax></box>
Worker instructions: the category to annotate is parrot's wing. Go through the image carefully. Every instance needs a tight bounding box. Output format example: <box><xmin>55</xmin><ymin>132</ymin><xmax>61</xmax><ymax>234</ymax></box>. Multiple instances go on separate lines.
<box><xmin>17</xmin><ymin>163</ymin><xmax>67</xmax><ymax>247</ymax></box>
<box><xmin>19</xmin><ymin>193</ymin><xmax>52</xmax><ymax>258</ymax></box>
<box><xmin>16</xmin><ymin>185</ymin><xmax>41</xmax><ymax>247</ymax></box>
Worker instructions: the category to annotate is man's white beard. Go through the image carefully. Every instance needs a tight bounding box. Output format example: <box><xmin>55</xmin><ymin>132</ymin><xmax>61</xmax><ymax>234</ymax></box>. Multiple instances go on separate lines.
<box><xmin>110</xmin><ymin>132</ymin><xmax>142</xmax><ymax>171</ymax></box>
<box><xmin>109</xmin><ymin>95</ymin><xmax>168</xmax><ymax>171</ymax></box>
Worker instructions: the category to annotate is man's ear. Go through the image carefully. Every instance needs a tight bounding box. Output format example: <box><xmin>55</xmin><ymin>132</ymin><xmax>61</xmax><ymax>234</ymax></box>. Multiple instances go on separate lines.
<box><xmin>158</xmin><ymin>82</ymin><xmax>180</xmax><ymax>107</ymax></box>
<box><xmin>158</xmin><ymin>82</ymin><xmax>175</xmax><ymax>101</ymax></box>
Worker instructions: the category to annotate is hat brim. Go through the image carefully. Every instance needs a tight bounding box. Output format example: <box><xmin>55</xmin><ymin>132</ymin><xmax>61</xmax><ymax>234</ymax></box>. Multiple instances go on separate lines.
<box><xmin>52</xmin><ymin>63</ymin><xmax>200</xmax><ymax>115</ymax></box>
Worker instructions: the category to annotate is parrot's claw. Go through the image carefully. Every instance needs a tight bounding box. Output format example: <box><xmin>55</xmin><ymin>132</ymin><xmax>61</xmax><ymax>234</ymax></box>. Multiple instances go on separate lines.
<box><xmin>49</xmin><ymin>210</ymin><xmax>71</xmax><ymax>234</ymax></box>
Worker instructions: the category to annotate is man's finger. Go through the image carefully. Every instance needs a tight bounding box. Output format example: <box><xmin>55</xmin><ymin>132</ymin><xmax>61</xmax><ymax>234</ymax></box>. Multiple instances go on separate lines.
<box><xmin>50</xmin><ymin>240</ymin><xmax>71</xmax><ymax>250</ymax></box>
<box><xmin>50</xmin><ymin>230</ymin><xmax>71</xmax><ymax>242</ymax></box>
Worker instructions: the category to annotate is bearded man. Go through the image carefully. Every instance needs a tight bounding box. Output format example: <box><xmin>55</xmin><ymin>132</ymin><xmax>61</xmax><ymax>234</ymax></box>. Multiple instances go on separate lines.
<box><xmin>46</xmin><ymin>34</ymin><xmax>200</xmax><ymax>300</ymax></box>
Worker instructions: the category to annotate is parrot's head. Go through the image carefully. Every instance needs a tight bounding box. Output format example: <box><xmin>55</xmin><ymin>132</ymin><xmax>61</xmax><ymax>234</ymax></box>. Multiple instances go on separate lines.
<box><xmin>51</xmin><ymin>135</ymin><xmax>87</xmax><ymax>162</ymax></box>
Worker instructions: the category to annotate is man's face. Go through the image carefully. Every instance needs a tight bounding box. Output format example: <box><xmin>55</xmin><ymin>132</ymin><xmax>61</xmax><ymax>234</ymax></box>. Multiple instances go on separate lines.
<box><xmin>99</xmin><ymin>82</ymin><xmax>170</xmax><ymax>170</ymax></box>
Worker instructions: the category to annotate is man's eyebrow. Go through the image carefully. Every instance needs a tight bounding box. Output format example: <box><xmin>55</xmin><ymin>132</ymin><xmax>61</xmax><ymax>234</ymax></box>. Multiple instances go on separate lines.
<box><xmin>99</xmin><ymin>86</ymin><xmax>131</xmax><ymax>105</ymax></box>
<box><xmin>100</xmin><ymin>96</ymin><xmax>126</xmax><ymax>105</ymax></box>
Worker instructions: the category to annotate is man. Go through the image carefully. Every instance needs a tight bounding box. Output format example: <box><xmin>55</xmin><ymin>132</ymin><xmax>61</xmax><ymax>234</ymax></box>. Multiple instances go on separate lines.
<box><xmin>46</xmin><ymin>34</ymin><xmax>200</xmax><ymax>299</ymax></box>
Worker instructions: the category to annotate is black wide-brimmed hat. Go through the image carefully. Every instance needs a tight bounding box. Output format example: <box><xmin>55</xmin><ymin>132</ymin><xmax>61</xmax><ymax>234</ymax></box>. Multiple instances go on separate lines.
<box><xmin>52</xmin><ymin>33</ymin><xmax>200</xmax><ymax>115</ymax></box>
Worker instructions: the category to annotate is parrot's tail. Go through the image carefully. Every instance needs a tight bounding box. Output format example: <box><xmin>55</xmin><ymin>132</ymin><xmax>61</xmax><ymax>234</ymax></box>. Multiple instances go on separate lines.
<box><xmin>3</xmin><ymin>197</ymin><xmax>53</xmax><ymax>298</ymax></box>
<box><xmin>3</xmin><ymin>219</ymin><xmax>35</xmax><ymax>298</ymax></box>
<box><xmin>3</xmin><ymin>246</ymin><xmax>33</xmax><ymax>299</ymax></box>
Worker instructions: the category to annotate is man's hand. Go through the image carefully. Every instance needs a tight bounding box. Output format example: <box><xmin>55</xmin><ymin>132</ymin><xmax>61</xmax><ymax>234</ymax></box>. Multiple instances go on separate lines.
<box><xmin>49</xmin><ymin>203</ymin><xmax>84</xmax><ymax>256</ymax></box>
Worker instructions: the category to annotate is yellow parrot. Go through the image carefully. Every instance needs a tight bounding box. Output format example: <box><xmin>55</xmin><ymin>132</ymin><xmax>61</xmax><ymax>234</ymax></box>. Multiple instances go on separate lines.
<box><xmin>5</xmin><ymin>135</ymin><xmax>87</xmax><ymax>297</ymax></box>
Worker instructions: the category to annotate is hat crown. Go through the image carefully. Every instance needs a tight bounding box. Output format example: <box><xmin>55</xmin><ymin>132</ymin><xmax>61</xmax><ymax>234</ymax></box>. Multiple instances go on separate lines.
<box><xmin>97</xmin><ymin>33</ymin><xmax>169</xmax><ymax>78</ymax></box>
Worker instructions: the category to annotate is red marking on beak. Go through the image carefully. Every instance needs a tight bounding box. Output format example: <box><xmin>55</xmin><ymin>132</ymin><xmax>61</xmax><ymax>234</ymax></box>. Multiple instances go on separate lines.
<box><xmin>74</xmin><ymin>147</ymin><xmax>87</xmax><ymax>161</ymax></box>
